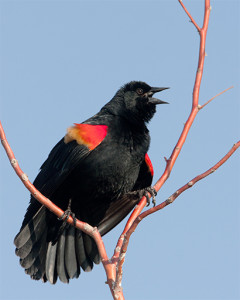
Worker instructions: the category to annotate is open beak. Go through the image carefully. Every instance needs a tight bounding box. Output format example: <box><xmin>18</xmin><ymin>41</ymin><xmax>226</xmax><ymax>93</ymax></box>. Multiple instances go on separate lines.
<box><xmin>147</xmin><ymin>87</ymin><xmax>169</xmax><ymax>104</ymax></box>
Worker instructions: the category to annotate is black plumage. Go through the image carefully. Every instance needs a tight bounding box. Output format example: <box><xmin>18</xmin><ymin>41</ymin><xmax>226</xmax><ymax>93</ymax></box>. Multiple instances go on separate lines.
<box><xmin>14</xmin><ymin>81</ymin><xmax>168</xmax><ymax>283</ymax></box>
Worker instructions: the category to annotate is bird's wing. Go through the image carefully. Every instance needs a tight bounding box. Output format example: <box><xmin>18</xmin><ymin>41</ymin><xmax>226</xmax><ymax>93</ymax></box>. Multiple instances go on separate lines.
<box><xmin>21</xmin><ymin>123</ymin><xmax>108</xmax><ymax>228</ymax></box>
<box><xmin>97</xmin><ymin>153</ymin><xmax>154</xmax><ymax>236</ymax></box>
<box><xmin>133</xmin><ymin>153</ymin><xmax>154</xmax><ymax>190</ymax></box>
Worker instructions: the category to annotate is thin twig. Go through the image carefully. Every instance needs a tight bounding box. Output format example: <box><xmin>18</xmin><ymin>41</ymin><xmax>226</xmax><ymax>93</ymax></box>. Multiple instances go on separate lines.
<box><xmin>178</xmin><ymin>0</ymin><xmax>201</xmax><ymax>32</ymax></box>
<box><xmin>199</xmin><ymin>86</ymin><xmax>234</xmax><ymax>110</ymax></box>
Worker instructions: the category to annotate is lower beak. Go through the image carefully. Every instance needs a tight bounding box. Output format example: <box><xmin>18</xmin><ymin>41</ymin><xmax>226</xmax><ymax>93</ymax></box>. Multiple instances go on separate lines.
<box><xmin>147</xmin><ymin>87</ymin><xmax>169</xmax><ymax>105</ymax></box>
<box><xmin>148</xmin><ymin>98</ymin><xmax>169</xmax><ymax>105</ymax></box>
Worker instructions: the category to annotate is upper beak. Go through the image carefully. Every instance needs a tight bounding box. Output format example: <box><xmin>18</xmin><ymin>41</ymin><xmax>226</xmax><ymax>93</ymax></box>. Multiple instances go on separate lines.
<box><xmin>147</xmin><ymin>87</ymin><xmax>169</xmax><ymax>104</ymax></box>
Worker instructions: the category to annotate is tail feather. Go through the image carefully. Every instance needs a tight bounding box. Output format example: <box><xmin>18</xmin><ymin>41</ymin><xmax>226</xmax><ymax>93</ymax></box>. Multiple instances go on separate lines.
<box><xmin>83</xmin><ymin>234</ymin><xmax>100</xmax><ymax>265</ymax></box>
<box><xmin>15</xmin><ymin>238</ymin><xmax>35</xmax><ymax>259</ymax></box>
<box><xmin>75</xmin><ymin>230</ymin><xmax>93</xmax><ymax>272</ymax></box>
<box><xmin>15</xmin><ymin>205</ymin><xmax>100</xmax><ymax>284</ymax></box>
<box><xmin>20</xmin><ymin>256</ymin><xmax>35</xmax><ymax>269</ymax></box>
<box><xmin>24</xmin><ymin>231</ymin><xmax>47</xmax><ymax>279</ymax></box>
<box><xmin>45</xmin><ymin>242</ymin><xmax>58</xmax><ymax>284</ymax></box>
<box><xmin>31</xmin><ymin>269</ymin><xmax>43</xmax><ymax>281</ymax></box>
<box><xmin>19</xmin><ymin>234</ymin><xmax>46</xmax><ymax>269</ymax></box>
<box><xmin>25</xmin><ymin>262</ymin><xmax>38</xmax><ymax>276</ymax></box>
<box><xmin>15</xmin><ymin>207</ymin><xmax>47</xmax><ymax>264</ymax></box>
<box><xmin>64</xmin><ymin>225</ymin><xmax>80</xmax><ymax>279</ymax></box>
<box><xmin>14</xmin><ymin>206</ymin><xmax>46</xmax><ymax>249</ymax></box>
<box><xmin>25</xmin><ymin>256</ymin><xmax>44</xmax><ymax>277</ymax></box>
<box><xmin>56</xmin><ymin>229</ymin><xmax>69</xmax><ymax>283</ymax></box>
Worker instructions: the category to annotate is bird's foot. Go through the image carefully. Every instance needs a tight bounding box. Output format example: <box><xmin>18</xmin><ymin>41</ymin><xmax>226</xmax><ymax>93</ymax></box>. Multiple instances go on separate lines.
<box><xmin>58</xmin><ymin>198</ymin><xmax>77</xmax><ymax>227</ymax></box>
<box><xmin>144</xmin><ymin>187</ymin><xmax>157</xmax><ymax>207</ymax></box>
<box><xmin>52</xmin><ymin>199</ymin><xmax>77</xmax><ymax>244</ymax></box>
<box><xmin>52</xmin><ymin>198</ymin><xmax>77</xmax><ymax>244</ymax></box>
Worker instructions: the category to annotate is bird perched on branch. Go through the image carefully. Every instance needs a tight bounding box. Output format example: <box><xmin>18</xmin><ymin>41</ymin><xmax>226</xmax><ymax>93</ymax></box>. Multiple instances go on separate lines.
<box><xmin>14</xmin><ymin>81</ymin><xmax>168</xmax><ymax>284</ymax></box>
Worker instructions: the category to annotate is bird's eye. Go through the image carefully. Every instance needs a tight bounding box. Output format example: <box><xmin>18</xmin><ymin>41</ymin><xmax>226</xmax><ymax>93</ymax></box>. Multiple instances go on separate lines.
<box><xmin>136</xmin><ymin>88</ymin><xmax>144</xmax><ymax>95</ymax></box>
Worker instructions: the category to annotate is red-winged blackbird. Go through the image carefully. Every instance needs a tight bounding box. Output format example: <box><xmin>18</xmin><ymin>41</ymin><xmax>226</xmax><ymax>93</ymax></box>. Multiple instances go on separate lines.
<box><xmin>14</xmin><ymin>81</ymin><xmax>168</xmax><ymax>284</ymax></box>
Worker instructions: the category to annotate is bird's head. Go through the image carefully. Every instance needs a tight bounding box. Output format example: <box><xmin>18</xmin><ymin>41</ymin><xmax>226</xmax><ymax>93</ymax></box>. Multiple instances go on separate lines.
<box><xmin>104</xmin><ymin>81</ymin><xmax>169</xmax><ymax>124</ymax></box>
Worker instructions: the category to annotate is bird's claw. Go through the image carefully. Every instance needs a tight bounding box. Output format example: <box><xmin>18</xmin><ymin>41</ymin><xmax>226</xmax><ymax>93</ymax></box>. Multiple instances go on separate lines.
<box><xmin>144</xmin><ymin>187</ymin><xmax>157</xmax><ymax>207</ymax></box>
<box><xmin>58</xmin><ymin>198</ymin><xmax>77</xmax><ymax>226</ymax></box>
<box><xmin>58</xmin><ymin>210</ymin><xmax>77</xmax><ymax>226</ymax></box>
<box><xmin>53</xmin><ymin>199</ymin><xmax>77</xmax><ymax>244</ymax></box>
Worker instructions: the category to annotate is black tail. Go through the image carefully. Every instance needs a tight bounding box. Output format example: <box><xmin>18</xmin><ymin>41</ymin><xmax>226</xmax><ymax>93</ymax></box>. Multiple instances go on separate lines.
<box><xmin>14</xmin><ymin>206</ymin><xmax>100</xmax><ymax>284</ymax></box>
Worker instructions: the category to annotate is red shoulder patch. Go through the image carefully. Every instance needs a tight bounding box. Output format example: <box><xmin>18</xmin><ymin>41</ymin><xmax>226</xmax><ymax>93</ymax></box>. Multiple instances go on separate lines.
<box><xmin>64</xmin><ymin>123</ymin><xmax>108</xmax><ymax>150</ymax></box>
<box><xmin>145</xmin><ymin>153</ymin><xmax>154</xmax><ymax>177</ymax></box>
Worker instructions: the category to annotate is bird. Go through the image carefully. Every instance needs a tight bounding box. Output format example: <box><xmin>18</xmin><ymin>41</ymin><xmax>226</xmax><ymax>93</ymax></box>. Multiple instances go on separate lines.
<box><xmin>14</xmin><ymin>81</ymin><xmax>168</xmax><ymax>284</ymax></box>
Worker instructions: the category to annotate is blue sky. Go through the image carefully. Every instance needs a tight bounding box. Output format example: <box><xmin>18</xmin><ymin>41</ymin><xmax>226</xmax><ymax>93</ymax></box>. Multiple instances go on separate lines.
<box><xmin>0</xmin><ymin>1</ymin><xmax>239</xmax><ymax>299</ymax></box>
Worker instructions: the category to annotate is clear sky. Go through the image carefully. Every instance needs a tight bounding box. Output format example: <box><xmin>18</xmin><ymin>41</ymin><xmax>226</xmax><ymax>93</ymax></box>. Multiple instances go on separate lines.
<box><xmin>0</xmin><ymin>1</ymin><xmax>239</xmax><ymax>300</ymax></box>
